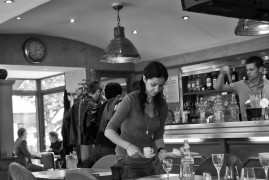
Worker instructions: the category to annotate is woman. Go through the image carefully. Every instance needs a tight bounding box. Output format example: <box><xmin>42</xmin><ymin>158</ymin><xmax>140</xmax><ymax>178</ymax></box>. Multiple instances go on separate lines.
<box><xmin>105</xmin><ymin>61</ymin><xmax>168</xmax><ymax>178</ymax></box>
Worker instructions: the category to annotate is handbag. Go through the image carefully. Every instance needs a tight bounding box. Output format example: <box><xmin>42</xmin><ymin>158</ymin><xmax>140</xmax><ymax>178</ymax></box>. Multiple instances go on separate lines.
<box><xmin>111</xmin><ymin>157</ymin><xmax>156</xmax><ymax>179</ymax></box>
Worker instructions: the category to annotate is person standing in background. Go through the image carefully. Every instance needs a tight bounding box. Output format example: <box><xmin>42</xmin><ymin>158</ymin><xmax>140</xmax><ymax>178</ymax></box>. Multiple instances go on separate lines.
<box><xmin>63</xmin><ymin>80</ymin><xmax>103</xmax><ymax>168</ymax></box>
<box><xmin>94</xmin><ymin>82</ymin><xmax>123</xmax><ymax>160</ymax></box>
<box><xmin>215</xmin><ymin>56</ymin><xmax>269</xmax><ymax>121</ymax></box>
<box><xmin>105</xmin><ymin>61</ymin><xmax>169</xmax><ymax>179</ymax></box>
<box><xmin>14</xmin><ymin>128</ymin><xmax>44</xmax><ymax>172</ymax></box>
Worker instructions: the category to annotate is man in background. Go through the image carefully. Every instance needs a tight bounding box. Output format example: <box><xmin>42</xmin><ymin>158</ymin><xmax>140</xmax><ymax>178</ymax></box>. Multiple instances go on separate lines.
<box><xmin>63</xmin><ymin>80</ymin><xmax>104</xmax><ymax>168</ymax></box>
<box><xmin>94</xmin><ymin>82</ymin><xmax>123</xmax><ymax>160</ymax></box>
<box><xmin>14</xmin><ymin>128</ymin><xmax>44</xmax><ymax>172</ymax></box>
<box><xmin>215</xmin><ymin>56</ymin><xmax>269</xmax><ymax>121</ymax></box>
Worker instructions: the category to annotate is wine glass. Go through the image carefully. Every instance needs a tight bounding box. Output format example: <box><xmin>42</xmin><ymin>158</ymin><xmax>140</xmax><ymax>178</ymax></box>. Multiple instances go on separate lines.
<box><xmin>240</xmin><ymin>167</ymin><xmax>256</xmax><ymax>180</ymax></box>
<box><xmin>163</xmin><ymin>159</ymin><xmax>173</xmax><ymax>180</ymax></box>
<box><xmin>212</xmin><ymin>154</ymin><xmax>224</xmax><ymax>180</ymax></box>
<box><xmin>259</xmin><ymin>152</ymin><xmax>269</xmax><ymax>180</ymax></box>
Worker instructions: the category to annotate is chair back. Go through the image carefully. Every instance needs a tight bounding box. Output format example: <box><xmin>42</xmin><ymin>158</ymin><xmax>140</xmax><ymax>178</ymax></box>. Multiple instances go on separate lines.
<box><xmin>195</xmin><ymin>154</ymin><xmax>243</xmax><ymax>176</ymax></box>
<box><xmin>64</xmin><ymin>169</ymin><xmax>98</xmax><ymax>180</ymax></box>
<box><xmin>91</xmin><ymin>154</ymin><xmax>117</xmax><ymax>169</ymax></box>
<box><xmin>9</xmin><ymin>162</ymin><xmax>36</xmax><ymax>180</ymax></box>
<box><xmin>41</xmin><ymin>152</ymin><xmax>56</xmax><ymax>170</ymax></box>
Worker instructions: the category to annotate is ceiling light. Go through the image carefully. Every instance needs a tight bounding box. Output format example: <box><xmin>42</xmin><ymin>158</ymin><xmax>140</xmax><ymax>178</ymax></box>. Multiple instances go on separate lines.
<box><xmin>101</xmin><ymin>2</ymin><xmax>140</xmax><ymax>63</ymax></box>
<box><xmin>235</xmin><ymin>19</ymin><xmax>269</xmax><ymax>36</ymax></box>
<box><xmin>182</xmin><ymin>16</ymin><xmax>189</xmax><ymax>20</ymax></box>
<box><xmin>4</xmin><ymin>0</ymin><xmax>14</xmax><ymax>3</ymax></box>
<box><xmin>132</xmin><ymin>30</ymin><xmax>138</xmax><ymax>34</ymax></box>
<box><xmin>16</xmin><ymin>17</ymin><xmax>21</xmax><ymax>20</ymax></box>
<box><xmin>70</xmin><ymin>19</ymin><xmax>76</xmax><ymax>23</ymax></box>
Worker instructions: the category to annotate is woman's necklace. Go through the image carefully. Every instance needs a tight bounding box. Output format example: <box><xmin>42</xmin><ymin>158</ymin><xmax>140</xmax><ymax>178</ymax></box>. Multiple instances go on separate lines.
<box><xmin>146</xmin><ymin>116</ymin><xmax>152</xmax><ymax>135</ymax></box>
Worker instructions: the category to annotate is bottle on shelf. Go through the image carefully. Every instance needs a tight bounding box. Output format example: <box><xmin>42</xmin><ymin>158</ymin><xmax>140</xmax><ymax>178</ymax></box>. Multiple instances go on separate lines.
<box><xmin>229</xmin><ymin>93</ymin><xmax>240</xmax><ymax>122</ymax></box>
<box><xmin>231</xmin><ymin>68</ymin><xmax>238</xmax><ymax>82</ymax></box>
<box><xmin>191</xmin><ymin>75</ymin><xmax>196</xmax><ymax>92</ymax></box>
<box><xmin>206</xmin><ymin>72</ymin><xmax>213</xmax><ymax>90</ymax></box>
<box><xmin>181</xmin><ymin>140</ymin><xmax>194</xmax><ymax>180</ymax></box>
<box><xmin>198</xmin><ymin>97</ymin><xmax>206</xmax><ymax>123</ymax></box>
<box><xmin>187</xmin><ymin>76</ymin><xmax>192</xmax><ymax>92</ymax></box>
<box><xmin>212</xmin><ymin>71</ymin><xmax>218</xmax><ymax>89</ymax></box>
<box><xmin>195</xmin><ymin>74</ymin><xmax>200</xmax><ymax>92</ymax></box>
<box><xmin>262</xmin><ymin>67</ymin><xmax>269</xmax><ymax>80</ymax></box>
<box><xmin>182</xmin><ymin>102</ymin><xmax>190</xmax><ymax>124</ymax></box>
<box><xmin>213</xmin><ymin>95</ymin><xmax>225</xmax><ymax>123</ymax></box>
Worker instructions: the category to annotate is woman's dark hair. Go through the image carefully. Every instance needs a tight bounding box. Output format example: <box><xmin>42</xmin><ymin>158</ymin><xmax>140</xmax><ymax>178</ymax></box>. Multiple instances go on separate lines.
<box><xmin>246</xmin><ymin>56</ymin><xmax>264</xmax><ymax>69</ymax></box>
<box><xmin>138</xmin><ymin>61</ymin><xmax>168</xmax><ymax>115</ymax></box>
<box><xmin>104</xmin><ymin>82</ymin><xmax>122</xmax><ymax>100</ymax></box>
<box><xmin>49</xmin><ymin>131</ymin><xmax>59</xmax><ymax>140</ymax></box>
<box><xmin>17</xmin><ymin>128</ymin><xmax>26</xmax><ymax>138</ymax></box>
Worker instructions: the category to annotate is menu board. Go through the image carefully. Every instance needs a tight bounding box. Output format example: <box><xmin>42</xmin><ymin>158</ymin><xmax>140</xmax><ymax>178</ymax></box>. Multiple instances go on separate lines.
<box><xmin>164</xmin><ymin>75</ymin><xmax>179</xmax><ymax>103</ymax></box>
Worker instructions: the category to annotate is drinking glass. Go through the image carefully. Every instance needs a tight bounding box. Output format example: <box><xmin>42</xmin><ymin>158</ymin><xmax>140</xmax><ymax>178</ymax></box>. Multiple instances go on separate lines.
<box><xmin>259</xmin><ymin>152</ymin><xmax>269</xmax><ymax>180</ymax></box>
<box><xmin>240</xmin><ymin>168</ymin><xmax>256</xmax><ymax>180</ymax></box>
<box><xmin>212</xmin><ymin>154</ymin><xmax>224</xmax><ymax>180</ymax></box>
<box><xmin>163</xmin><ymin>159</ymin><xmax>173</xmax><ymax>180</ymax></box>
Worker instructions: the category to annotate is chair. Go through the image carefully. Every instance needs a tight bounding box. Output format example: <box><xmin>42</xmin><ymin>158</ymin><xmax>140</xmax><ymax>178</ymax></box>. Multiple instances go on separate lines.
<box><xmin>91</xmin><ymin>154</ymin><xmax>117</xmax><ymax>169</ymax></box>
<box><xmin>64</xmin><ymin>169</ymin><xmax>98</xmax><ymax>180</ymax></box>
<box><xmin>9</xmin><ymin>162</ymin><xmax>37</xmax><ymax>180</ymax></box>
<box><xmin>195</xmin><ymin>154</ymin><xmax>243</xmax><ymax>176</ymax></box>
<box><xmin>41</xmin><ymin>152</ymin><xmax>56</xmax><ymax>170</ymax></box>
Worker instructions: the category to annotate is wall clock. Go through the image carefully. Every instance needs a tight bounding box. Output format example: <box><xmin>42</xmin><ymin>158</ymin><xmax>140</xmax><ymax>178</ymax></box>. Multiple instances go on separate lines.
<box><xmin>22</xmin><ymin>38</ymin><xmax>46</xmax><ymax>64</ymax></box>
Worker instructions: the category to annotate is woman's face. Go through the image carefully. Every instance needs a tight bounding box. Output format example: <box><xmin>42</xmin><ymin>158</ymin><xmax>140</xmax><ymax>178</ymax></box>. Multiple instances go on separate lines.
<box><xmin>49</xmin><ymin>135</ymin><xmax>56</xmax><ymax>142</ymax></box>
<box><xmin>143</xmin><ymin>76</ymin><xmax>166</xmax><ymax>97</ymax></box>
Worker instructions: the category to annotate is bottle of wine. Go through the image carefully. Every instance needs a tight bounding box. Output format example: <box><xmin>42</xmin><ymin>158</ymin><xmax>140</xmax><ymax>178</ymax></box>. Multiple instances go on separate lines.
<box><xmin>187</xmin><ymin>76</ymin><xmax>191</xmax><ymax>92</ymax></box>
<box><xmin>231</xmin><ymin>68</ymin><xmax>238</xmax><ymax>82</ymax></box>
<box><xmin>195</xmin><ymin>74</ymin><xmax>200</xmax><ymax>92</ymax></box>
<box><xmin>191</xmin><ymin>75</ymin><xmax>196</xmax><ymax>92</ymax></box>
<box><xmin>206</xmin><ymin>72</ymin><xmax>213</xmax><ymax>90</ymax></box>
<box><xmin>263</xmin><ymin>68</ymin><xmax>269</xmax><ymax>80</ymax></box>
<box><xmin>212</xmin><ymin>72</ymin><xmax>218</xmax><ymax>89</ymax></box>
<box><xmin>229</xmin><ymin>93</ymin><xmax>240</xmax><ymax>122</ymax></box>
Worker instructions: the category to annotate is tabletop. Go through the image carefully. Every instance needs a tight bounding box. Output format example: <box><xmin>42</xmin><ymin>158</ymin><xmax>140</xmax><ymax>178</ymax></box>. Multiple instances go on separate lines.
<box><xmin>32</xmin><ymin>168</ymin><xmax>111</xmax><ymax>180</ymax></box>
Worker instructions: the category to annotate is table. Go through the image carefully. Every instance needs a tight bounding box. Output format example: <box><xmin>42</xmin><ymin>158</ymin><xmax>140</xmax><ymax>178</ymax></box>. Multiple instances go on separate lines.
<box><xmin>32</xmin><ymin>168</ymin><xmax>111</xmax><ymax>180</ymax></box>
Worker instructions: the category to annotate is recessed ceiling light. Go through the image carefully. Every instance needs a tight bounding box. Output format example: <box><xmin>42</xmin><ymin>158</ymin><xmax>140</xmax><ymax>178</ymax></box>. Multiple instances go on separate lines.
<box><xmin>16</xmin><ymin>17</ymin><xmax>21</xmax><ymax>20</ymax></box>
<box><xmin>132</xmin><ymin>30</ymin><xmax>138</xmax><ymax>34</ymax></box>
<box><xmin>4</xmin><ymin>0</ymin><xmax>14</xmax><ymax>3</ymax></box>
<box><xmin>70</xmin><ymin>18</ymin><xmax>76</xmax><ymax>23</ymax></box>
<box><xmin>182</xmin><ymin>16</ymin><xmax>189</xmax><ymax>20</ymax></box>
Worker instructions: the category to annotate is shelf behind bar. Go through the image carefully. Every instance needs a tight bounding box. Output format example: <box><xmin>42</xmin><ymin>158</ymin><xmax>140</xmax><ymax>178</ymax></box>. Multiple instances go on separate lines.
<box><xmin>183</xmin><ymin>90</ymin><xmax>223</xmax><ymax>96</ymax></box>
<box><xmin>164</xmin><ymin>120</ymin><xmax>269</xmax><ymax>139</ymax></box>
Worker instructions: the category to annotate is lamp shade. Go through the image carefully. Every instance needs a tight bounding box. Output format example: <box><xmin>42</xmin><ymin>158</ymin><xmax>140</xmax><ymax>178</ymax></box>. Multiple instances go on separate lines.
<box><xmin>235</xmin><ymin>19</ymin><xmax>269</xmax><ymax>36</ymax></box>
<box><xmin>101</xmin><ymin>25</ymin><xmax>140</xmax><ymax>63</ymax></box>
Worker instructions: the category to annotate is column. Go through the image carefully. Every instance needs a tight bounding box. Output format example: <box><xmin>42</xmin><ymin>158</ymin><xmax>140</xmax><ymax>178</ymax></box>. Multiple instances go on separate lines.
<box><xmin>0</xmin><ymin>80</ymin><xmax>15</xmax><ymax>157</ymax></box>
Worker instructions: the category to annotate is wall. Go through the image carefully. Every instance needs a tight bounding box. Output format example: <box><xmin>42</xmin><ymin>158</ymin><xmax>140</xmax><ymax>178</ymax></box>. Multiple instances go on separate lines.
<box><xmin>0</xmin><ymin>34</ymin><xmax>134</xmax><ymax>79</ymax></box>
<box><xmin>135</xmin><ymin>36</ymin><xmax>269</xmax><ymax>72</ymax></box>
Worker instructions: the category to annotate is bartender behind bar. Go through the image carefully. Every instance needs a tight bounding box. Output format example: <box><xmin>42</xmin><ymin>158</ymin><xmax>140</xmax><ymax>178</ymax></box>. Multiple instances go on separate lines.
<box><xmin>215</xmin><ymin>56</ymin><xmax>269</xmax><ymax>121</ymax></box>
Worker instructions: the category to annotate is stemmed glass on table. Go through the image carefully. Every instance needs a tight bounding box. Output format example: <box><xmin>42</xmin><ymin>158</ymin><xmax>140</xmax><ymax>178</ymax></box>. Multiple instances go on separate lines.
<box><xmin>212</xmin><ymin>154</ymin><xmax>224</xmax><ymax>180</ymax></box>
<box><xmin>163</xmin><ymin>159</ymin><xmax>173</xmax><ymax>180</ymax></box>
<box><xmin>259</xmin><ymin>153</ymin><xmax>269</xmax><ymax>180</ymax></box>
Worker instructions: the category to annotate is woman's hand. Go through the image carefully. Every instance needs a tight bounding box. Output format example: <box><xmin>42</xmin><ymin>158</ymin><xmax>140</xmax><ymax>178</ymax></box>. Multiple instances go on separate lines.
<box><xmin>126</xmin><ymin>144</ymin><xmax>143</xmax><ymax>158</ymax></box>
<box><xmin>158</xmin><ymin>149</ymin><xmax>167</xmax><ymax>161</ymax></box>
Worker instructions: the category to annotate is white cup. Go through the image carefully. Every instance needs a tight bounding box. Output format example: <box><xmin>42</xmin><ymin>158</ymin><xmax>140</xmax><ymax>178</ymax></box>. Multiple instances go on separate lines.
<box><xmin>143</xmin><ymin>147</ymin><xmax>154</xmax><ymax>157</ymax></box>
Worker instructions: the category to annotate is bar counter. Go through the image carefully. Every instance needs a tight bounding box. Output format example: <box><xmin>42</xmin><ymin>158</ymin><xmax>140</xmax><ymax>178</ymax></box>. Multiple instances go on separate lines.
<box><xmin>164</xmin><ymin>120</ymin><xmax>269</xmax><ymax>139</ymax></box>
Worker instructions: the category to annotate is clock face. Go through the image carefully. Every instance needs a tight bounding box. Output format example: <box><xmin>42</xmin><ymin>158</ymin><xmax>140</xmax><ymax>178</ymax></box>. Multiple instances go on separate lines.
<box><xmin>23</xmin><ymin>38</ymin><xmax>46</xmax><ymax>64</ymax></box>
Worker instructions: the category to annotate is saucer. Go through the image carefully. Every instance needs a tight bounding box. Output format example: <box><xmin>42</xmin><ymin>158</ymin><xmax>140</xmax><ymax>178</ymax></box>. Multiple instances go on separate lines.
<box><xmin>144</xmin><ymin>153</ymin><xmax>155</xmax><ymax>158</ymax></box>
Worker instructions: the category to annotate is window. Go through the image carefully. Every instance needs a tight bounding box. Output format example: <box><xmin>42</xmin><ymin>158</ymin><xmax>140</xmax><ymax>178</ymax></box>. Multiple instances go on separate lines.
<box><xmin>41</xmin><ymin>74</ymin><xmax>65</xmax><ymax>90</ymax></box>
<box><xmin>43</xmin><ymin>92</ymin><xmax>64</xmax><ymax>149</ymax></box>
<box><xmin>12</xmin><ymin>74</ymin><xmax>65</xmax><ymax>152</ymax></box>
<box><xmin>12</xmin><ymin>95</ymin><xmax>39</xmax><ymax>153</ymax></box>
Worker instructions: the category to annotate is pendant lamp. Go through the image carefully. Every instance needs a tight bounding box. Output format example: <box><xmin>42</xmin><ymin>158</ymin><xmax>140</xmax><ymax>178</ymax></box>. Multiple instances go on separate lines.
<box><xmin>101</xmin><ymin>2</ymin><xmax>140</xmax><ymax>63</ymax></box>
<box><xmin>235</xmin><ymin>19</ymin><xmax>269</xmax><ymax>36</ymax></box>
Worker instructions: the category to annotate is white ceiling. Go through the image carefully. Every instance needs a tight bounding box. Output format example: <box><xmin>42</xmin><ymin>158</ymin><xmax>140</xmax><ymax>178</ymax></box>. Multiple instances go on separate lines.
<box><xmin>0</xmin><ymin>0</ymin><xmax>261</xmax><ymax>79</ymax></box>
